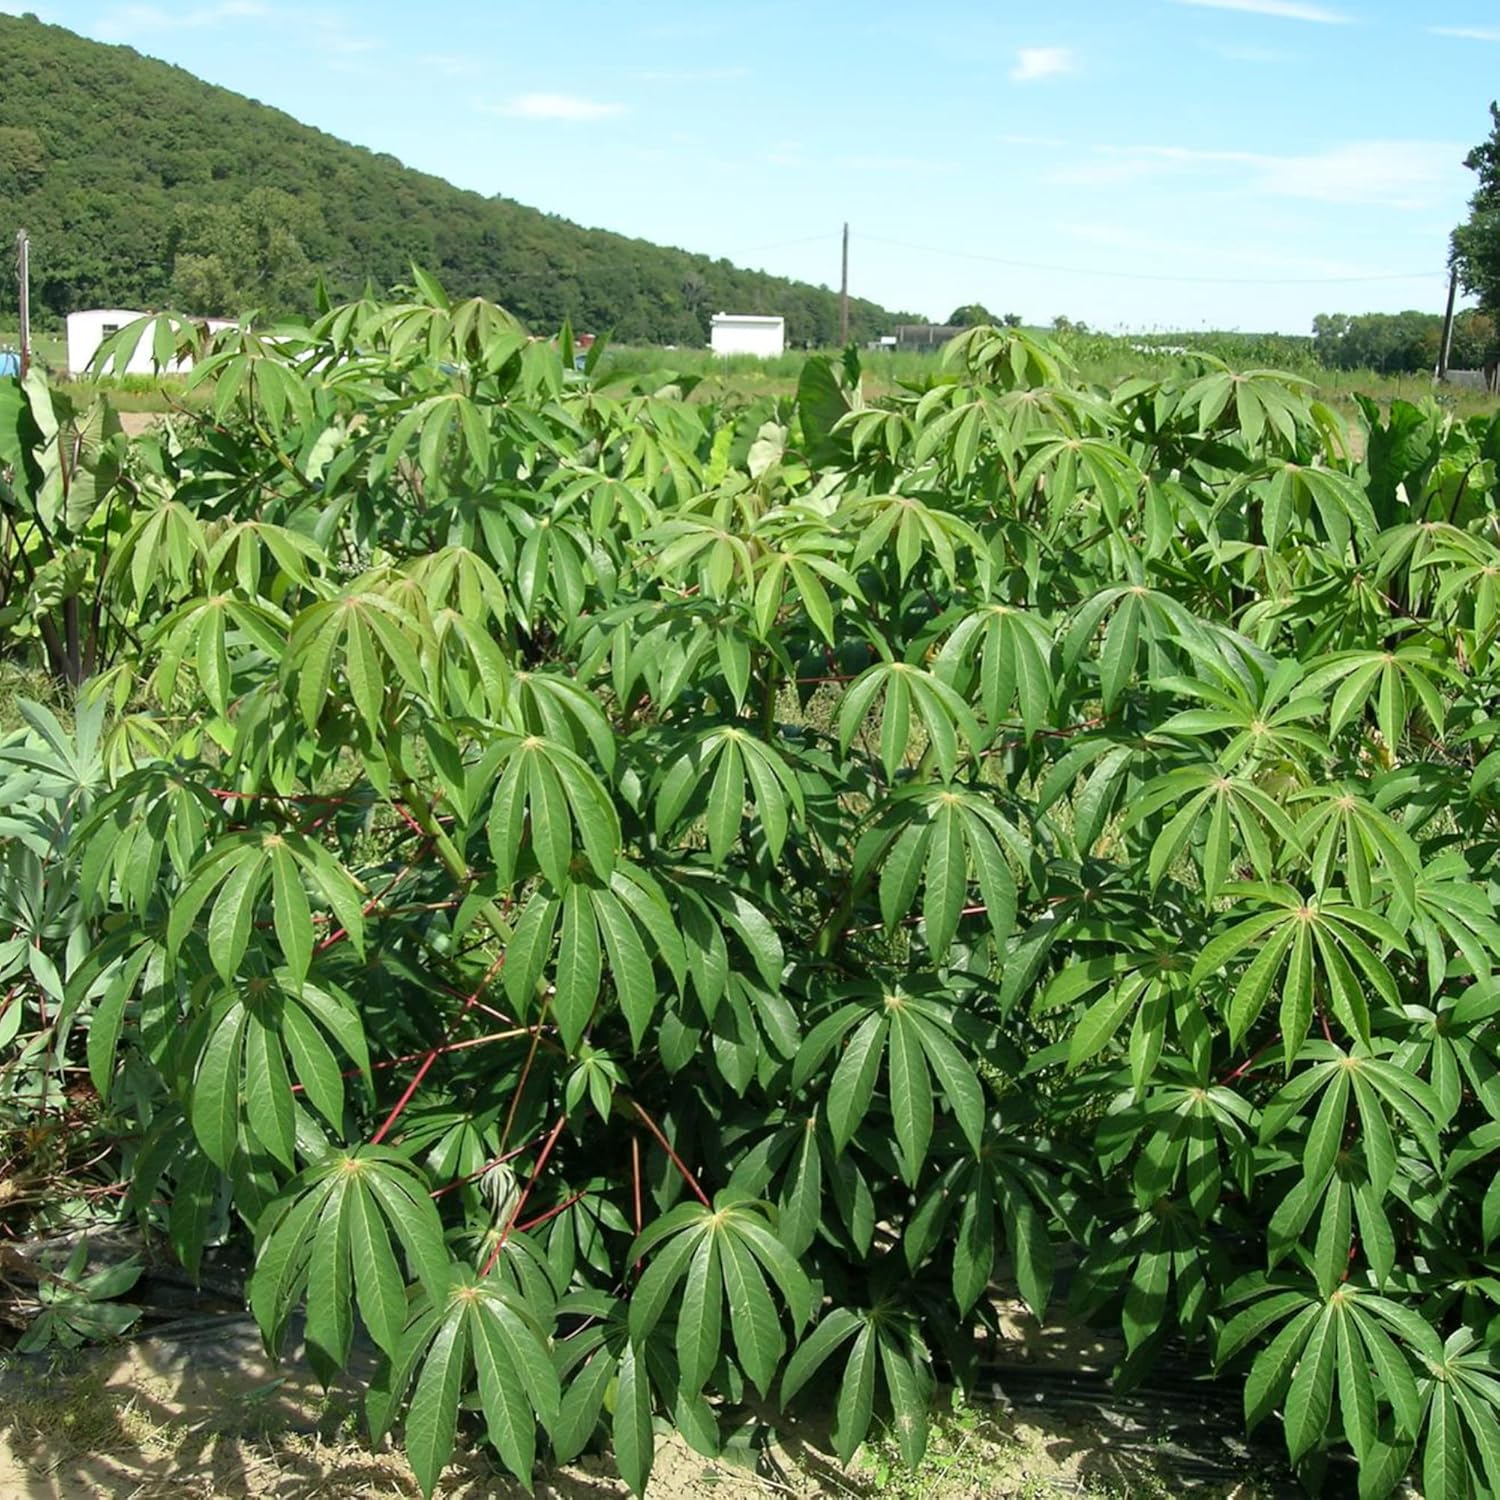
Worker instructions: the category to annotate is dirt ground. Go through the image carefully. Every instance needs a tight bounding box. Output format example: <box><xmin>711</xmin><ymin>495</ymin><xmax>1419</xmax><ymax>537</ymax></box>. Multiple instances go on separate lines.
<box><xmin>116</xmin><ymin>412</ymin><xmax>160</xmax><ymax>439</ymax></box>
<box><xmin>0</xmin><ymin>1300</ymin><xmax>1288</xmax><ymax>1500</ymax></box>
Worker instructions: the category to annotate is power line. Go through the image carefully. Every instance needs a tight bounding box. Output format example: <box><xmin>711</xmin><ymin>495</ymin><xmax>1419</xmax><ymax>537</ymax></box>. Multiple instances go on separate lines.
<box><xmin>857</xmin><ymin>232</ymin><xmax>1445</xmax><ymax>287</ymax></box>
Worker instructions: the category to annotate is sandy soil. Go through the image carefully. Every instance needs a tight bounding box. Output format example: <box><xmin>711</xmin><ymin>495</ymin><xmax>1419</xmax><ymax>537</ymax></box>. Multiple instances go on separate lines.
<box><xmin>0</xmin><ymin>1298</ymin><xmax>1287</xmax><ymax>1500</ymax></box>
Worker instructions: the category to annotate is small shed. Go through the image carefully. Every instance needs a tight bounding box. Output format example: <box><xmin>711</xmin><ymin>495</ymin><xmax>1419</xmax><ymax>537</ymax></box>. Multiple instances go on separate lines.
<box><xmin>710</xmin><ymin>313</ymin><xmax>786</xmax><ymax>358</ymax></box>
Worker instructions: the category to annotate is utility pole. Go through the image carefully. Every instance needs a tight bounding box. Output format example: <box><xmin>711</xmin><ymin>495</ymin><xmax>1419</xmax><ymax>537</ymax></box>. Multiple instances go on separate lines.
<box><xmin>1437</xmin><ymin>260</ymin><xmax>1459</xmax><ymax>383</ymax></box>
<box><xmin>15</xmin><ymin>229</ymin><xmax>30</xmax><ymax>379</ymax></box>
<box><xmin>839</xmin><ymin>222</ymin><xmax>849</xmax><ymax>347</ymax></box>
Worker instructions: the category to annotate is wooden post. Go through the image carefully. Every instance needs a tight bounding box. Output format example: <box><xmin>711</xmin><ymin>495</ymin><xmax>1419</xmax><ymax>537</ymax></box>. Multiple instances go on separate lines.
<box><xmin>1437</xmin><ymin>261</ymin><xmax>1458</xmax><ymax>382</ymax></box>
<box><xmin>15</xmin><ymin>229</ymin><xmax>30</xmax><ymax>379</ymax></box>
<box><xmin>839</xmin><ymin>222</ymin><xmax>849</xmax><ymax>347</ymax></box>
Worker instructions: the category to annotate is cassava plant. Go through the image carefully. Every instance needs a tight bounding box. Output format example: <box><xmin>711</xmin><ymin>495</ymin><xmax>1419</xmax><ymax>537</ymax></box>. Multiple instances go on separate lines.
<box><xmin>2</xmin><ymin>283</ymin><xmax>1499</xmax><ymax>1498</ymax></box>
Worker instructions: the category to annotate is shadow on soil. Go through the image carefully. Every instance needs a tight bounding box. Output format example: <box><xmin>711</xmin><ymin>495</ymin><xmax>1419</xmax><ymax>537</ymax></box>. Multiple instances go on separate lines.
<box><xmin>0</xmin><ymin>1299</ymin><xmax>1297</xmax><ymax>1499</ymax></box>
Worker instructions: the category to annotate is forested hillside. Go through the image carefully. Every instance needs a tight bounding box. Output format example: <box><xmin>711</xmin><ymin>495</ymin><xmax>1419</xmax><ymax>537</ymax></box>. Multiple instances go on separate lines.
<box><xmin>0</xmin><ymin>13</ymin><xmax>915</xmax><ymax>343</ymax></box>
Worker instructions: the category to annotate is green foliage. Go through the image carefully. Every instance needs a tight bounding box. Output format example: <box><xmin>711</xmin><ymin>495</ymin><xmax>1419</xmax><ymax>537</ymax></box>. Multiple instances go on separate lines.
<box><xmin>0</xmin><ymin>14</ymin><xmax>918</xmax><ymax>344</ymax></box>
<box><xmin>1313</xmin><ymin>309</ymin><xmax>1496</xmax><ymax>375</ymax></box>
<box><xmin>3</xmin><ymin>285</ymin><xmax>1500</xmax><ymax>1500</ymax></box>
<box><xmin>16</xmin><ymin>1239</ymin><xmax>142</xmax><ymax>1352</ymax></box>
<box><xmin>947</xmin><ymin>304</ymin><xmax>1019</xmax><ymax>330</ymax></box>
<box><xmin>1454</xmin><ymin>100</ymin><xmax>1500</xmax><ymax>322</ymax></box>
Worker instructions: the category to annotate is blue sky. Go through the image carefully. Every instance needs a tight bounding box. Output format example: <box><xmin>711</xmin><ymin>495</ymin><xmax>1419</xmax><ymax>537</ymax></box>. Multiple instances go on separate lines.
<box><xmin>19</xmin><ymin>0</ymin><xmax>1500</xmax><ymax>332</ymax></box>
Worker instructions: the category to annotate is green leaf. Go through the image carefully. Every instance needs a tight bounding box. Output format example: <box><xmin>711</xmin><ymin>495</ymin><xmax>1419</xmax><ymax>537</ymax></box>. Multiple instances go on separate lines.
<box><xmin>719</xmin><ymin>1230</ymin><xmax>783</xmax><ymax>1395</ymax></box>
<box><xmin>677</xmin><ymin>1233</ymin><xmax>723</xmax><ymax>1393</ymax></box>
<box><xmin>192</xmin><ymin>1003</ymin><xmax>247</xmax><ymax>1169</ymax></box>
<box><xmin>613</xmin><ymin>1339</ymin><xmax>655</xmax><ymax>1497</ymax></box>
<box><xmin>1423</xmin><ymin>1383</ymin><xmax>1466</xmax><ymax>1500</ymax></box>
<box><xmin>826</xmin><ymin>1013</ymin><xmax>888</xmax><ymax>1154</ymax></box>
<box><xmin>1245</xmin><ymin>1304</ymin><xmax>1319</xmax><ymax>1431</ymax></box>
<box><xmin>877</xmin><ymin>1332</ymin><xmax>932</xmax><ymax>1469</ymax></box>
<box><xmin>555</xmin><ymin>881</ymin><xmax>603</xmax><ymax>1053</ymax></box>
<box><xmin>269</xmin><ymin>841</ymin><xmax>314</xmax><ymax>982</ymax></box>
<box><xmin>471</xmin><ymin>1313</ymin><xmax>535</xmax><ymax>1484</ymax></box>
<box><xmin>1283</xmin><ymin>1304</ymin><xmax>1337</xmax><ymax>1463</ymax></box>
<box><xmin>833</xmin><ymin>1322</ymin><xmax>877</xmax><ymax>1465</ymax></box>
<box><xmin>405</xmin><ymin>1307</ymin><xmax>467</xmax><ymax>1499</ymax></box>
<box><xmin>347</xmin><ymin>1180</ymin><xmax>407</xmax><ymax>1358</ymax></box>
<box><xmin>1337</xmin><ymin>1309</ymin><xmax>1376</xmax><ymax>1460</ymax></box>
<box><xmin>888</xmin><ymin>1011</ymin><xmax>933</xmax><ymax>1184</ymax></box>
<box><xmin>243</xmin><ymin>1015</ymin><xmax>296</xmax><ymax>1170</ymax></box>
<box><xmin>207</xmin><ymin>849</ymin><xmax>267</xmax><ymax>982</ymax></box>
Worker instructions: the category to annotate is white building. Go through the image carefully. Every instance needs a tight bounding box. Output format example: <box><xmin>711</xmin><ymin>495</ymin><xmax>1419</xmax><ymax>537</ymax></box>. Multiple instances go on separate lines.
<box><xmin>65</xmin><ymin>310</ymin><xmax>236</xmax><ymax>377</ymax></box>
<box><xmin>710</xmin><ymin>313</ymin><xmax>786</xmax><ymax>358</ymax></box>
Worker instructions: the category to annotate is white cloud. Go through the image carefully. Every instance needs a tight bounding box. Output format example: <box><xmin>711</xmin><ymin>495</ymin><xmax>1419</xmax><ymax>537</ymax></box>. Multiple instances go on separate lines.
<box><xmin>484</xmin><ymin>93</ymin><xmax>625</xmax><ymax>122</ymax></box>
<box><xmin>1049</xmin><ymin>138</ymin><xmax>1465</xmax><ymax>209</ymax></box>
<box><xmin>1172</xmin><ymin>0</ymin><xmax>1350</xmax><ymax>21</ymax></box>
<box><xmin>1430</xmin><ymin>25</ymin><xmax>1500</xmax><ymax>41</ymax></box>
<box><xmin>1010</xmin><ymin>47</ymin><xmax>1076</xmax><ymax>82</ymax></box>
<box><xmin>1253</xmin><ymin>140</ymin><xmax>1464</xmax><ymax>206</ymax></box>
<box><xmin>1000</xmin><ymin>133</ymin><xmax>1068</xmax><ymax>147</ymax></box>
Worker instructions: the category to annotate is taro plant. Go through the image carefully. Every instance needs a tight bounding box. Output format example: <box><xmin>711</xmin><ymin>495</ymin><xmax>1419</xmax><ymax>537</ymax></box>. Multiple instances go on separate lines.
<box><xmin>1</xmin><ymin>288</ymin><xmax>1498</xmax><ymax>1498</ymax></box>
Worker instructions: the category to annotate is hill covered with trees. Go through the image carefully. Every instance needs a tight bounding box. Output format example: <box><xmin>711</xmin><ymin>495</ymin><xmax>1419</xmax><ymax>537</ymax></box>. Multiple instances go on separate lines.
<box><xmin>0</xmin><ymin>13</ymin><xmax>917</xmax><ymax>343</ymax></box>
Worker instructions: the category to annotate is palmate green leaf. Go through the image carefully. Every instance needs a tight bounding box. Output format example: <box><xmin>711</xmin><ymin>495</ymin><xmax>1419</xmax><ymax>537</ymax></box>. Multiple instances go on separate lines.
<box><xmin>1124</xmin><ymin>766</ymin><xmax>1300</xmax><ymax>901</ymax></box>
<box><xmin>837</xmin><ymin>661</ymin><xmax>981</xmax><ymax>782</ymax></box>
<box><xmin>779</xmin><ymin>1309</ymin><xmax>932</xmax><ymax>1469</ymax></box>
<box><xmin>169</xmin><ymin>833</ymin><xmax>366</xmax><ymax>982</ymax></box>
<box><xmin>933</xmin><ymin>603</ymin><xmax>1055</xmax><ymax>738</ymax></box>
<box><xmin>189</xmin><ymin>977</ymin><xmax>369</xmax><ymax>1169</ymax></box>
<box><xmin>904</xmin><ymin>1142</ymin><xmax>1056</xmax><ymax>1318</ymax></box>
<box><xmin>482</xmin><ymin>733</ymin><xmax>619</xmax><ymax>890</ymax></box>
<box><xmin>860</xmin><ymin>784</ymin><xmax>1025</xmax><ymax>958</ymax></box>
<box><xmin>797</xmin><ymin>986</ymin><xmax>985</xmax><ymax>1176</ymax></box>
<box><xmin>503</xmin><ymin>866</ymin><xmax>678</xmax><ymax>1051</ymax></box>
<box><xmin>287</xmin><ymin>590</ymin><xmax>430</xmax><ymax>736</ymax></box>
<box><xmin>248</xmin><ymin>1147</ymin><xmax>448</xmax><ymax>1364</ymax></box>
<box><xmin>1290</xmin><ymin>783</ymin><xmax>1422</xmax><ymax>910</ymax></box>
<box><xmin>1063</xmin><ymin>583</ymin><xmax>1202</xmax><ymax>715</ymax></box>
<box><xmin>840</xmin><ymin>492</ymin><xmax>988</xmax><ymax>592</ymax></box>
<box><xmin>655</xmin><ymin>726</ymin><xmax>806</xmax><ymax>864</ymax></box>
<box><xmin>1302</xmin><ymin>643</ymin><xmax>1457</xmax><ymax>754</ymax></box>
<box><xmin>1191</xmin><ymin>885</ymin><xmax>1406</xmax><ymax>1059</ymax></box>
<box><xmin>626</xmin><ymin>1195</ymin><xmax>811</xmax><ymax>1399</ymax></box>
